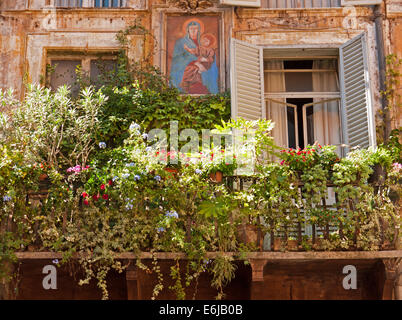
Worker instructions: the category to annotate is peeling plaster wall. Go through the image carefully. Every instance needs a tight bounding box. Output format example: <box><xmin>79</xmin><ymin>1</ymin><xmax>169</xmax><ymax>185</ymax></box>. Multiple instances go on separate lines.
<box><xmin>0</xmin><ymin>7</ymin><xmax>149</xmax><ymax>97</ymax></box>
<box><xmin>386</xmin><ymin>0</ymin><xmax>402</xmax><ymax>129</ymax></box>
<box><xmin>0</xmin><ymin>0</ymin><xmax>26</xmax><ymax>10</ymax></box>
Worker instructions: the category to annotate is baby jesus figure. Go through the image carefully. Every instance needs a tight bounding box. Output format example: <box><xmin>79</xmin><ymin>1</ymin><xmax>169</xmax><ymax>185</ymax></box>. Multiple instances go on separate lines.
<box><xmin>180</xmin><ymin>33</ymin><xmax>216</xmax><ymax>93</ymax></box>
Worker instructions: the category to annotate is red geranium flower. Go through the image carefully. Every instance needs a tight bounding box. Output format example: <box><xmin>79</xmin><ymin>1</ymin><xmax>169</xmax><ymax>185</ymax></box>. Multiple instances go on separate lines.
<box><xmin>83</xmin><ymin>199</ymin><xmax>89</xmax><ymax>206</ymax></box>
<box><xmin>108</xmin><ymin>180</ymin><xmax>113</xmax><ymax>186</ymax></box>
<box><xmin>100</xmin><ymin>184</ymin><xmax>105</xmax><ymax>190</ymax></box>
<box><xmin>93</xmin><ymin>194</ymin><xmax>99</xmax><ymax>201</ymax></box>
<box><xmin>82</xmin><ymin>192</ymin><xmax>88</xmax><ymax>198</ymax></box>
<box><xmin>103</xmin><ymin>194</ymin><xmax>109</xmax><ymax>200</ymax></box>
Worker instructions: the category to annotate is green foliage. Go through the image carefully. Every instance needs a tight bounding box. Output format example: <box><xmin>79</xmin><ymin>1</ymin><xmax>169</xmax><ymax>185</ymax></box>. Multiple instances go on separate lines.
<box><xmin>0</xmin><ymin>85</ymin><xmax>106</xmax><ymax>170</ymax></box>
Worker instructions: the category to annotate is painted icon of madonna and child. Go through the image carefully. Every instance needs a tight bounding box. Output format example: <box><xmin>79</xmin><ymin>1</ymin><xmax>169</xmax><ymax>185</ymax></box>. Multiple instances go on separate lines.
<box><xmin>167</xmin><ymin>16</ymin><xmax>220</xmax><ymax>94</ymax></box>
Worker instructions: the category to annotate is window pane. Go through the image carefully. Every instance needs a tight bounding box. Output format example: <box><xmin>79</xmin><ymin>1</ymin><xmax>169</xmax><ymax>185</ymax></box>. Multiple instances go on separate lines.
<box><xmin>90</xmin><ymin>59</ymin><xmax>117</xmax><ymax>85</ymax></box>
<box><xmin>284</xmin><ymin>60</ymin><xmax>313</xmax><ymax>92</ymax></box>
<box><xmin>262</xmin><ymin>0</ymin><xmax>341</xmax><ymax>8</ymax></box>
<box><xmin>285</xmin><ymin>72</ymin><xmax>313</xmax><ymax>92</ymax></box>
<box><xmin>50</xmin><ymin>60</ymin><xmax>81</xmax><ymax>96</ymax></box>
<box><xmin>312</xmin><ymin>60</ymin><xmax>339</xmax><ymax>92</ymax></box>
<box><xmin>287</xmin><ymin>106</ymin><xmax>296</xmax><ymax>149</ymax></box>
<box><xmin>306</xmin><ymin>105</ymin><xmax>314</xmax><ymax>145</ymax></box>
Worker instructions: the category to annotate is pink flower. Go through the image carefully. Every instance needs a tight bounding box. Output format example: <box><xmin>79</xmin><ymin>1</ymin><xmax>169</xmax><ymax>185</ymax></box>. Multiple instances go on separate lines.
<box><xmin>100</xmin><ymin>184</ymin><xmax>105</xmax><ymax>190</ymax></box>
<box><xmin>93</xmin><ymin>194</ymin><xmax>99</xmax><ymax>201</ymax></box>
<box><xmin>280</xmin><ymin>160</ymin><xmax>285</xmax><ymax>165</ymax></box>
<box><xmin>393</xmin><ymin>163</ymin><xmax>402</xmax><ymax>171</ymax></box>
<box><xmin>82</xmin><ymin>192</ymin><xmax>88</xmax><ymax>198</ymax></box>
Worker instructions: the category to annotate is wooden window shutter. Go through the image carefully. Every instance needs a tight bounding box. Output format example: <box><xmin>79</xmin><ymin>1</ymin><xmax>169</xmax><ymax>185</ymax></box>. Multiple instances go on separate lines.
<box><xmin>339</xmin><ymin>33</ymin><xmax>376</xmax><ymax>151</ymax></box>
<box><xmin>341</xmin><ymin>0</ymin><xmax>382</xmax><ymax>6</ymax></box>
<box><xmin>220</xmin><ymin>0</ymin><xmax>261</xmax><ymax>7</ymax></box>
<box><xmin>230</xmin><ymin>38</ymin><xmax>265</xmax><ymax>120</ymax></box>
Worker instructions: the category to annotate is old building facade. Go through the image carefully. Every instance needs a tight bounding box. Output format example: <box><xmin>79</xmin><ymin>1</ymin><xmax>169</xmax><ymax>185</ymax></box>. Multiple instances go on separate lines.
<box><xmin>1</xmin><ymin>0</ymin><xmax>401</xmax><ymax>150</ymax></box>
<box><xmin>0</xmin><ymin>0</ymin><xmax>401</xmax><ymax>300</ymax></box>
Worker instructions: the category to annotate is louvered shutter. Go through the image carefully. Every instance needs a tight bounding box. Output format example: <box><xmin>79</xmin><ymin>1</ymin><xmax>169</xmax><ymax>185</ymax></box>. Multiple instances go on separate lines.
<box><xmin>220</xmin><ymin>0</ymin><xmax>261</xmax><ymax>7</ymax></box>
<box><xmin>339</xmin><ymin>33</ymin><xmax>376</xmax><ymax>151</ymax></box>
<box><xmin>230</xmin><ymin>38</ymin><xmax>265</xmax><ymax>120</ymax></box>
<box><xmin>341</xmin><ymin>0</ymin><xmax>382</xmax><ymax>5</ymax></box>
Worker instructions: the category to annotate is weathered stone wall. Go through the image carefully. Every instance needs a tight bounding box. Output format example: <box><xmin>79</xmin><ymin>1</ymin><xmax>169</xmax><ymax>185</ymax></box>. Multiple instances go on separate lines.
<box><xmin>10</xmin><ymin>259</ymin><xmax>386</xmax><ymax>300</ymax></box>
<box><xmin>385</xmin><ymin>1</ymin><xmax>402</xmax><ymax>130</ymax></box>
<box><xmin>0</xmin><ymin>3</ymin><xmax>149</xmax><ymax>98</ymax></box>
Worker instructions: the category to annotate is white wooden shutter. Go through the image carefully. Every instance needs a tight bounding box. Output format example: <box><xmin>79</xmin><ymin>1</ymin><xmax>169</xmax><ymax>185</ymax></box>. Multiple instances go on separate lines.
<box><xmin>339</xmin><ymin>33</ymin><xmax>376</xmax><ymax>151</ymax></box>
<box><xmin>230</xmin><ymin>38</ymin><xmax>265</xmax><ymax>120</ymax></box>
<box><xmin>341</xmin><ymin>0</ymin><xmax>382</xmax><ymax>5</ymax></box>
<box><xmin>220</xmin><ymin>0</ymin><xmax>261</xmax><ymax>7</ymax></box>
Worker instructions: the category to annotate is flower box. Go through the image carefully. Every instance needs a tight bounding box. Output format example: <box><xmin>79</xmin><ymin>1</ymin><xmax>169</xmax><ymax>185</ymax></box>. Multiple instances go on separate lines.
<box><xmin>209</xmin><ymin>171</ymin><xmax>223</xmax><ymax>183</ymax></box>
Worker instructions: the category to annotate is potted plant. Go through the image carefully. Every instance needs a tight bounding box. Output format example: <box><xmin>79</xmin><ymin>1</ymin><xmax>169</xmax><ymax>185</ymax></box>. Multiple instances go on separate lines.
<box><xmin>203</xmin><ymin>150</ymin><xmax>237</xmax><ymax>183</ymax></box>
<box><xmin>367</xmin><ymin>147</ymin><xmax>393</xmax><ymax>184</ymax></box>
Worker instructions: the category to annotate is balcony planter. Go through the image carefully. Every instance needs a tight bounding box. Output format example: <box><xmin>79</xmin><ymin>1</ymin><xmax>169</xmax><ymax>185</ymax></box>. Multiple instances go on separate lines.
<box><xmin>237</xmin><ymin>224</ymin><xmax>263</xmax><ymax>250</ymax></box>
<box><xmin>164</xmin><ymin>167</ymin><xmax>179</xmax><ymax>180</ymax></box>
<box><xmin>164</xmin><ymin>167</ymin><xmax>178</xmax><ymax>174</ymax></box>
<box><xmin>272</xmin><ymin>238</ymin><xmax>299</xmax><ymax>251</ymax></box>
<box><xmin>209</xmin><ymin>171</ymin><xmax>223</xmax><ymax>183</ymax></box>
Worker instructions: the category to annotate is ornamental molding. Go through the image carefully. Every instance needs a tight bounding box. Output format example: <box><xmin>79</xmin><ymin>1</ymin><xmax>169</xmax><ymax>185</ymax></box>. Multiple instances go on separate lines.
<box><xmin>167</xmin><ymin>0</ymin><xmax>215</xmax><ymax>13</ymax></box>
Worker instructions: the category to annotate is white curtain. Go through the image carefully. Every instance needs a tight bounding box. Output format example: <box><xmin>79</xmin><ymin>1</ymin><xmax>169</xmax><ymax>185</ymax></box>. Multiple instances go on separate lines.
<box><xmin>312</xmin><ymin>60</ymin><xmax>341</xmax><ymax>155</ymax></box>
<box><xmin>265</xmin><ymin>61</ymin><xmax>287</xmax><ymax>148</ymax></box>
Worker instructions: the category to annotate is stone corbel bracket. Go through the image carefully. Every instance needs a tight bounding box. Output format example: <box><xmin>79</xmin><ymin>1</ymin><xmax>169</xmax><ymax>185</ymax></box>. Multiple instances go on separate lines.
<box><xmin>249</xmin><ymin>259</ymin><xmax>268</xmax><ymax>282</ymax></box>
<box><xmin>382</xmin><ymin>257</ymin><xmax>402</xmax><ymax>300</ymax></box>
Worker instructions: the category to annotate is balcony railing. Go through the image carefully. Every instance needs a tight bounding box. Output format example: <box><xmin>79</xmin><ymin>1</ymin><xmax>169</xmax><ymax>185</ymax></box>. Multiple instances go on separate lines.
<box><xmin>223</xmin><ymin>175</ymin><xmax>399</xmax><ymax>251</ymax></box>
<box><xmin>16</xmin><ymin>173</ymin><xmax>399</xmax><ymax>253</ymax></box>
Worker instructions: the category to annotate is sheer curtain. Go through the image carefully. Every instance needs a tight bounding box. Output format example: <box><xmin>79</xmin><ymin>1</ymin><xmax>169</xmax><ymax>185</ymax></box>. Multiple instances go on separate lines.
<box><xmin>312</xmin><ymin>60</ymin><xmax>341</xmax><ymax>155</ymax></box>
<box><xmin>265</xmin><ymin>61</ymin><xmax>287</xmax><ymax>148</ymax></box>
<box><xmin>312</xmin><ymin>60</ymin><xmax>340</xmax><ymax>207</ymax></box>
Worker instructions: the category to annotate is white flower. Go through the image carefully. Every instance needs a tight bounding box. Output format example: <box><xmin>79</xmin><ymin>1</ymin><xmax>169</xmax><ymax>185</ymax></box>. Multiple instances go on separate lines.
<box><xmin>99</xmin><ymin>142</ymin><xmax>106</xmax><ymax>149</ymax></box>
<box><xmin>129</xmin><ymin>123</ymin><xmax>141</xmax><ymax>131</ymax></box>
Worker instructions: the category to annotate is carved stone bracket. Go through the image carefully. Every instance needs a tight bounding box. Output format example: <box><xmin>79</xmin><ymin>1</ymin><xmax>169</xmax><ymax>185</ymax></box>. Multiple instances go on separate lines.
<box><xmin>167</xmin><ymin>0</ymin><xmax>214</xmax><ymax>13</ymax></box>
<box><xmin>382</xmin><ymin>257</ymin><xmax>401</xmax><ymax>280</ymax></box>
<box><xmin>381</xmin><ymin>258</ymin><xmax>402</xmax><ymax>300</ymax></box>
<box><xmin>249</xmin><ymin>259</ymin><xmax>267</xmax><ymax>282</ymax></box>
<box><xmin>126</xmin><ymin>263</ymin><xmax>139</xmax><ymax>300</ymax></box>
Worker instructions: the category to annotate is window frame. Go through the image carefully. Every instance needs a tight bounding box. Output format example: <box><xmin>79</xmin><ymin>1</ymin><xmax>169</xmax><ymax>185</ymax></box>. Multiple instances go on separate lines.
<box><xmin>46</xmin><ymin>50</ymin><xmax>118</xmax><ymax>90</ymax></box>
<box><xmin>231</xmin><ymin>38</ymin><xmax>376</xmax><ymax>154</ymax></box>
<box><xmin>53</xmin><ymin>0</ymin><xmax>127</xmax><ymax>8</ymax></box>
<box><xmin>263</xmin><ymin>53</ymin><xmax>342</xmax><ymax>150</ymax></box>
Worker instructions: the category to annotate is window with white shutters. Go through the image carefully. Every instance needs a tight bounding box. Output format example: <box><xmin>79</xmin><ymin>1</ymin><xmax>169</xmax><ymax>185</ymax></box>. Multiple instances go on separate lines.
<box><xmin>230</xmin><ymin>33</ymin><xmax>376</xmax><ymax>153</ymax></box>
<box><xmin>230</xmin><ymin>39</ymin><xmax>265</xmax><ymax>120</ymax></box>
<box><xmin>339</xmin><ymin>33</ymin><xmax>376</xmax><ymax>151</ymax></box>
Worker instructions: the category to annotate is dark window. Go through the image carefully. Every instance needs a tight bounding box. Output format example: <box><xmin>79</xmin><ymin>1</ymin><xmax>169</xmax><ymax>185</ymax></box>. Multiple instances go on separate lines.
<box><xmin>50</xmin><ymin>60</ymin><xmax>81</xmax><ymax>96</ymax></box>
<box><xmin>286</xmin><ymin>98</ymin><xmax>313</xmax><ymax>149</ymax></box>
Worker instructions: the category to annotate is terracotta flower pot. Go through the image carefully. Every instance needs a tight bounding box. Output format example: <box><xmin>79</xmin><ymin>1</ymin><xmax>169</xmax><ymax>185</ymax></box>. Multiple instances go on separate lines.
<box><xmin>164</xmin><ymin>167</ymin><xmax>179</xmax><ymax>179</ymax></box>
<box><xmin>273</xmin><ymin>238</ymin><xmax>300</xmax><ymax>251</ymax></box>
<box><xmin>209</xmin><ymin>171</ymin><xmax>223</xmax><ymax>182</ymax></box>
<box><xmin>165</xmin><ymin>167</ymin><xmax>178</xmax><ymax>174</ymax></box>
<box><xmin>237</xmin><ymin>224</ymin><xmax>263</xmax><ymax>250</ymax></box>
